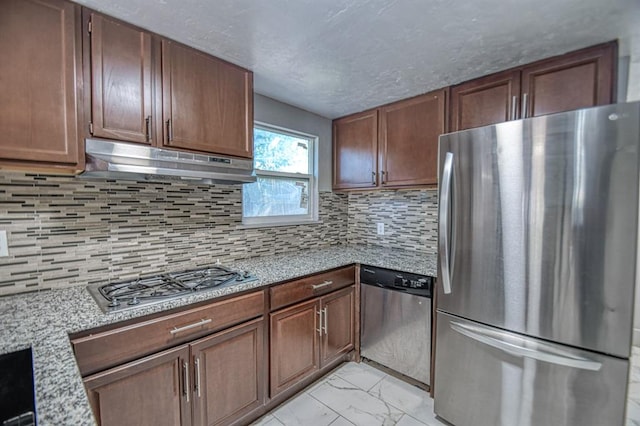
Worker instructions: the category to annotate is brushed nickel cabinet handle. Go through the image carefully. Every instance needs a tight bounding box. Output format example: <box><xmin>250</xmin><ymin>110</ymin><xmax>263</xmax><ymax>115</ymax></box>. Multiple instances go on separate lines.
<box><xmin>522</xmin><ymin>93</ymin><xmax>528</xmax><ymax>119</ymax></box>
<box><xmin>166</xmin><ymin>119</ymin><xmax>173</xmax><ymax>141</ymax></box>
<box><xmin>170</xmin><ymin>318</ymin><xmax>212</xmax><ymax>335</ymax></box>
<box><xmin>316</xmin><ymin>309</ymin><xmax>322</xmax><ymax>337</ymax></box>
<box><xmin>371</xmin><ymin>171</ymin><xmax>376</xmax><ymax>185</ymax></box>
<box><xmin>323</xmin><ymin>307</ymin><xmax>328</xmax><ymax>336</ymax></box>
<box><xmin>145</xmin><ymin>116</ymin><xmax>152</xmax><ymax>142</ymax></box>
<box><xmin>311</xmin><ymin>280</ymin><xmax>333</xmax><ymax>290</ymax></box>
<box><xmin>511</xmin><ymin>96</ymin><xmax>517</xmax><ymax>120</ymax></box>
<box><xmin>182</xmin><ymin>361</ymin><xmax>190</xmax><ymax>403</ymax></box>
<box><xmin>195</xmin><ymin>357</ymin><xmax>202</xmax><ymax>398</ymax></box>
<box><xmin>381</xmin><ymin>171</ymin><xmax>386</xmax><ymax>184</ymax></box>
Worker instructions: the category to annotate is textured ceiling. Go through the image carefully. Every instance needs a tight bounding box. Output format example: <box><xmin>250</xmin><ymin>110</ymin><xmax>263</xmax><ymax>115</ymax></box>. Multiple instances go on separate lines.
<box><xmin>73</xmin><ymin>0</ymin><xmax>638</xmax><ymax>118</ymax></box>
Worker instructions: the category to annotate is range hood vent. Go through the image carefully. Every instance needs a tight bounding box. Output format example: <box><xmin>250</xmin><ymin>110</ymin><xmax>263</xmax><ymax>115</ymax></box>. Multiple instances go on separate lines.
<box><xmin>81</xmin><ymin>139</ymin><xmax>256</xmax><ymax>185</ymax></box>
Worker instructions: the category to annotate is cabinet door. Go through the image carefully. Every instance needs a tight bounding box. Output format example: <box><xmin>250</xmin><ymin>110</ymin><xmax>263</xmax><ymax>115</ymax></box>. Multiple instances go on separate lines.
<box><xmin>0</xmin><ymin>0</ymin><xmax>82</xmax><ymax>170</ymax></box>
<box><xmin>84</xmin><ymin>345</ymin><xmax>191</xmax><ymax>426</ymax></box>
<box><xmin>270</xmin><ymin>299</ymin><xmax>320</xmax><ymax>396</ymax></box>
<box><xmin>88</xmin><ymin>12</ymin><xmax>156</xmax><ymax>144</ymax></box>
<box><xmin>162</xmin><ymin>40</ymin><xmax>253</xmax><ymax>158</ymax></box>
<box><xmin>450</xmin><ymin>70</ymin><xmax>520</xmax><ymax>132</ymax></box>
<box><xmin>333</xmin><ymin>109</ymin><xmax>378</xmax><ymax>189</ymax></box>
<box><xmin>379</xmin><ymin>90</ymin><xmax>446</xmax><ymax>187</ymax></box>
<box><xmin>521</xmin><ymin>42</ymin><xmax>616</xmax><ymax>118</ymax></box>
<box><xmin>320</xmin><ymin>286</ymin><xmax>355</xmax><ymax>366</ymax></box>
<box><xmin>191</xmin><ymin>318</ymin><xmax>265</xmax><ymax>426</ymax></box>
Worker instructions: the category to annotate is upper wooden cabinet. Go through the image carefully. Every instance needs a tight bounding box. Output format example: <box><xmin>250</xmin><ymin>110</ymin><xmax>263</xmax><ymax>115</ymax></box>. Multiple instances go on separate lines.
<box><xmin>379</xmin><ymin>89</ymin><xmax>447</xmax><ymax>187</ymax></box>
<box><xmin>521</xmin><ymin>43</ymin><xmax>616</xmax><ymax>118</ymax></box>
<box><xmin>0</xmin><ymin>0</ymin><xmax>83</xmax><ymax>172</ymax></box>
<box><xmin>332</xmin><ymin>109</ymin><xmax>378</xmax><ymax>189</ymax></box>
<box><xmin>161</xmin><ymin>40</ymin><xmax>253</xmax><ymax>158</ymax></box>
<box><xmin>450</xmin><ymin>41</ymin><xmax>616</xmax><ymax>132</ymax></box>
<box><xmin>84</xmin><ymin>12</ymin><xmax>253</xmax><ymax>158</ymax></box>
<box><xmin>333</xmin><ymin>89</ymin><xmax>446</xmax><ymax>190</ymax></box>
<box><xmin>450</xmin><ymin>70</ymin><xmax>520</xmax><ymax>132</ymax></box>
<box><xmin>86</xmin><ymin>12</ymin><xmax>159</xmax><ymax>145</ymax></box>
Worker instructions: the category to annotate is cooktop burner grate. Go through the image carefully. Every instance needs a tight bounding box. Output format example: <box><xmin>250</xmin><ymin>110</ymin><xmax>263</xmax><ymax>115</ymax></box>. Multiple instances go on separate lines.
<box><xmin>88</xmin><ymin>265</ymin><xmax>257</xmax><ymax>313</ymax></box>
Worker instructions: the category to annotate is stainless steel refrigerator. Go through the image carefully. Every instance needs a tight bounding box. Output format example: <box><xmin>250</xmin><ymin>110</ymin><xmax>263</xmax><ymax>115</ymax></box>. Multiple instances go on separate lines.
<box><xmin>434</xmin><ymin>102</ymin><xmax>640</xmax><ymax>426</ymax></box>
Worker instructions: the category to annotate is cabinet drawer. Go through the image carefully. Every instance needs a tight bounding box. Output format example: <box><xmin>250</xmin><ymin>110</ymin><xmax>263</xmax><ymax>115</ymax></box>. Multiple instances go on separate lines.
<box><xmin>73</xmin><ymin>290</ymin><xmax>265</xmax><ymax>376</ymax></box>
<box><xmin>270</xmin><ymin>266</ymin><xmax>355</xmax><ymax>311</ymax></box>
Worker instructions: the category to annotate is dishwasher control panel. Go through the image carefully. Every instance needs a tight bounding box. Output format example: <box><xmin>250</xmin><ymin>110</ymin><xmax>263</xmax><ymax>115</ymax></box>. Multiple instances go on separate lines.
<box><xmin>360</xmin><ymin>265</ymin><xmax>433</xmax><ymax>297</ymax></box>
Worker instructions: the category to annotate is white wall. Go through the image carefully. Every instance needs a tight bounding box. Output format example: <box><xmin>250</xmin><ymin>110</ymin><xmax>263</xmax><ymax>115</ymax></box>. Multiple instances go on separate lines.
<box><xmin>253</xmin><ymin>94</ymin><xmax>333</xmax><ymax>191</ymax></box>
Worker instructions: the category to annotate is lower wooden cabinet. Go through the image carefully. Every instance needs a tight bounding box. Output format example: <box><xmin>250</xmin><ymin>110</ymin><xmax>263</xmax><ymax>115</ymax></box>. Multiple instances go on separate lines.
<box><xmin>270</xmin><ymin>285</ymin><xmax>355</xmax><ymax>396</ymax></box>
<box><xmin>84</xmin><ymin>345</ymin><xmax>191</xmax><ymax>426</ymax></box>
<box><xmin>76</xmin><ymin>269</ymin><xmax>357</xmax><ymax>426</ymax></box>
<box><xmin>269</xmin><ymin>299</ymin><xmax>320</xmax><ymax>396</ymax></box>
<box><xmin>321</xmin><ymin>287</ymin><xmax>356</xmax><ymax>366</ymax></box>
<box><xmin>191</xmin><ymin>318</ymin><xmax>264</xmax><ymax>426</ymax></box>
<box><xmin>84</xmin><ymin>319</ymin><xmax>264</xmax><ymax>426</ymax></box>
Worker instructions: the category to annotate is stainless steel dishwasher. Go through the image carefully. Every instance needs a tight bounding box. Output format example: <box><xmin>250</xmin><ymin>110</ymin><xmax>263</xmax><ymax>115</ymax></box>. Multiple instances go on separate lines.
<box><xmin>360</xmin><ymin>265</ymin><xmax>433</xmax><ymax>386</ymax></box>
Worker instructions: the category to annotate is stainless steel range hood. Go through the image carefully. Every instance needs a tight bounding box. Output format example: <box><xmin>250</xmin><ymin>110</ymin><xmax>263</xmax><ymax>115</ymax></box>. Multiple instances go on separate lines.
<box><xmin>81</xmin><ymin>139</ymin><xmax>256</xmax><ymax>184</ymax></box>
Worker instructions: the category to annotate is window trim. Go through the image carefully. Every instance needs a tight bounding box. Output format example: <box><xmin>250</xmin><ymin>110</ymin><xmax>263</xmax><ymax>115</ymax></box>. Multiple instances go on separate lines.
<box><xmin>242</xmin><ymin>122</ymin><xmax>319</xmax><ymax>227</ymax></box>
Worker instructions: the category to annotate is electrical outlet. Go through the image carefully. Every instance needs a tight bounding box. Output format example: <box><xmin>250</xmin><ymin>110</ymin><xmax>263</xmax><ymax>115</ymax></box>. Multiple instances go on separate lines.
<box><xmin>376</xmin><ymin>223</ymin><xmax>385</xmax><ymax>235</ymax></box>
<box><xmin>0</xmin><ymin>230</ymin><xmax>8</xmax><ymax>257</ymax></box>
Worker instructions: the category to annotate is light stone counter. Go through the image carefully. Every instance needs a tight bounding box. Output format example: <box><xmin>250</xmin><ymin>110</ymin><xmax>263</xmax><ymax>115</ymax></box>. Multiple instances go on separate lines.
<box><xmin>0</xmin><ymin>245</ymin><xmax>436</xmax><ymax>425</ymax></box>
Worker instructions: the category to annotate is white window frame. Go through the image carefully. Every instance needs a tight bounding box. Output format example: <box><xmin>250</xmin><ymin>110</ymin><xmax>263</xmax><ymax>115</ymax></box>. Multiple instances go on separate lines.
<box><xmin>241</xmin><ymin>122</ymin><xmax>318</xmax><ymax>227</ymax></box>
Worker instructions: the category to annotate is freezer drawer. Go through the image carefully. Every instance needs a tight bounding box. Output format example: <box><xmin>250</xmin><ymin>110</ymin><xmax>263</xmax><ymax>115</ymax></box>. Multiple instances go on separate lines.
<box><xmin>361</xmin><ymin>284</ymin><xmax>431</xmax><ymax>384</ymax></box>
<box><xmin>434</xmin><ymin>311</ymin><xmax>629</xmax><ymax>426</ymax></box>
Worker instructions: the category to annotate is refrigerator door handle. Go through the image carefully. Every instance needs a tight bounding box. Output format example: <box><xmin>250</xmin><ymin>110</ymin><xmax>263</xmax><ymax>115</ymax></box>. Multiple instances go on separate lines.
<box><xmin>439</xmin><ymin>152</ymin><xmax>454</xmax><ymax>294</ymax></box>
<box><xmin>450</xmin><ymin>321</ymin><xmax>602</xmax><ymax>371</ymax></box>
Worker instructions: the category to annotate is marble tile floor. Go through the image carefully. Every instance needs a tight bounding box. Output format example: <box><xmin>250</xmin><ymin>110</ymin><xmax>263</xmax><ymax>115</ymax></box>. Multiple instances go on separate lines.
<box><xmin>251</xmin><ymin>362</ymin><xmax>446</xmax><ymax>426</ymax></box>
<box><xmin>253</xmin><ymin>347</ymin><xmax>640</xmax><ymax>426</ymax></box>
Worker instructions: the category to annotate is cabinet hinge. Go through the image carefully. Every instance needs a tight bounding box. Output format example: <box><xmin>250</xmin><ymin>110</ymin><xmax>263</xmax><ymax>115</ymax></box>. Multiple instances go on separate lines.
<box><xmin>88</xmin><ymin>19</ymin><xmax>92</xmax><ymax>34</ymax></box>
<box><xmin>89</xmin><ymin>122</ymin><xmax>94</xmax><ymax>134</ymax></box>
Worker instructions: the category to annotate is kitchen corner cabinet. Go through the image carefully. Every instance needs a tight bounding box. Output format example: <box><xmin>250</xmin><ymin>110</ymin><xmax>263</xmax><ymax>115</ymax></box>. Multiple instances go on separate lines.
<box><xmin>0</xmin><ymin>0</ymin><xmax>83</xmax><ymax>173</ymax></box>
<box><xmin>450</xmin><ymin>41</ymin><xmax>616</xmax><ymax>132</ymax></box>
<box><xmin>161</xmin><ymin>40</ymin><xmax>254</xmax><ymax>159</ymax></box>
<box><xmin>333</xmin><ymin>89</ymin><xmax>446</xmax><ymax>190</ymax></box>
<box><xmin>84</xmin><ymin>345</ymin><xmax>191</xmax><ymax>426</ymax></box>
<box><xmin>270</xmin><ymin>284</ymin><xmax>355</xmax><ymax>396</ymax></box>
<box><xmin>85</xmin><ymin>12</ymin><xmax>159</xmax><ymax>145</ymax></box>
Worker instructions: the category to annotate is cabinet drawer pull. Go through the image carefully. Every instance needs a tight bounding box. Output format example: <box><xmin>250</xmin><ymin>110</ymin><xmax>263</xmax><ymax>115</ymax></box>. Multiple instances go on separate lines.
<box><xmin>511</xmin><ymin>96</ymin><xmax>517</xmax><ymax>120</ymax></box>
<box><xmin>522</xmin><ymin>93</ymin><xmax>528</xmax><ymax>119</ymax></box>
<box><xmin>371</xmin><ymin>171</ymin><xmax>376</xmax><ymax>185</ymax></box>
<box><xmin>170</xmin><ymin>318</ymin><xmax>212</xmax><ymax>335</ymax></box>
<box><xmin>380</xmin><ymin>170</ymin><xmax>386</xmax><ymax>184</ymax></box>
<box><xmin>311</xmin><ymin>280</ymin><xmax>333</xmax><ymax>290</ymax></box>
<box><xmin>182</xmin><ymin>361</ymin><xmax>190</xmax><ymax>403</ymax></box>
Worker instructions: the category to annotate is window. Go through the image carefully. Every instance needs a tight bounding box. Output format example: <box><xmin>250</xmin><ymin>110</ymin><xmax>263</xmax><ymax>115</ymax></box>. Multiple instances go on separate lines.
<box><xmin>242</xmin><ymin>123</ymin><xmax>317</xmax><ymax>226</ymax></box>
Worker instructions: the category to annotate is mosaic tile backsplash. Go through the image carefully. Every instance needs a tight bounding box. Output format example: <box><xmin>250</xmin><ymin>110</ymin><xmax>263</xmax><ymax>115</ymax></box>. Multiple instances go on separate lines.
<box><xmin>0</xmin><ymin>173</ymin><xmax>437</xmax><ymax>296</ymax></box>
<box><xmin>345</xmin><ymin>189</ymin><xmax>438</xmax><ymax>255</ymax></box>
<box><xmin>0</xmin><ymin>173</ymin><xmax>348</xmax><ymax>295</ymax></box>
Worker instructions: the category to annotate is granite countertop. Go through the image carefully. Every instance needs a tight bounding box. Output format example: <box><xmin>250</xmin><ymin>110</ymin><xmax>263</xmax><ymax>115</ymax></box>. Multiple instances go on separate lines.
<box><xmin>0</xmin><ymin>245</ymin><xmax>436</xmax><ymax>426</ymax></box>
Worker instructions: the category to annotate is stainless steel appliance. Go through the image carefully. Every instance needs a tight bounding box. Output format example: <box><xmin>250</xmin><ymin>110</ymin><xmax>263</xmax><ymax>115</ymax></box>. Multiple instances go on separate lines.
<box><xmin>435</xmin><ymin>102</ymin><xmax>640</xmax><ymax>426</ymax></box>
<box><xmin>87</xmin><ymin>265</ymin><xmax>257</xmax><ymax>313</ymax></box>
<box><xmin>81</xmin><ymin>139</ymin><xmax>256</xmax><ymax>185</ymax></box>
<box><xmin>360</xmin><ymin>265</ymin><xmax>433</xmax><ymax>385</ymax></box>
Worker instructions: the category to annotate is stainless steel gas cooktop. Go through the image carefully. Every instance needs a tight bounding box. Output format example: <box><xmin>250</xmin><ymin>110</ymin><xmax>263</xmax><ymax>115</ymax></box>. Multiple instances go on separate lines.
<box><xmin>87</xmin><ymin>265</ymin><xmax>257</xmax><ymax>313</ymax></box>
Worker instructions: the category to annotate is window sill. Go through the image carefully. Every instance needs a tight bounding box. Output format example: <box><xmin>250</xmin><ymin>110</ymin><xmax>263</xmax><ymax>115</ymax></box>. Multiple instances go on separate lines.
<box><xmin>239</xmin><ymin>220</ymin><xmax>323</xmax><ymax>229</ymax></box>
